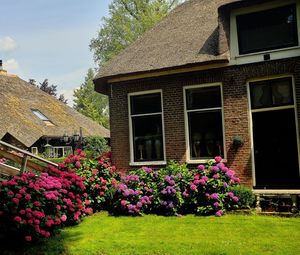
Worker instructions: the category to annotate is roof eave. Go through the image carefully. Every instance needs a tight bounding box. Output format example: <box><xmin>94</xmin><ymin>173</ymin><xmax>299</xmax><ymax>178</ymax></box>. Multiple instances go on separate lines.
<box><xmin>93</xmin><ymin>59</ymin><xmax>230</xmax><ymax>94</ymax></box>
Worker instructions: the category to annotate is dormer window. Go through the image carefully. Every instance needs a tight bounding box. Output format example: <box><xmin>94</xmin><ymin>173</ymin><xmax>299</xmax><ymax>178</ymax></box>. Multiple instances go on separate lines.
<box><xmin>230</xmin><ymin>1</ymin><xmax>300</xmax><ymax>65</ymax></box>
<box><xmin>237</xmin><ymin>4</ymin><xmax>298</xmax><ymax>55</ymax></box>
<box><xmin>32</xmin><ymin>109</ymin><xmax>54</xmax><ymax>126</ymax></box>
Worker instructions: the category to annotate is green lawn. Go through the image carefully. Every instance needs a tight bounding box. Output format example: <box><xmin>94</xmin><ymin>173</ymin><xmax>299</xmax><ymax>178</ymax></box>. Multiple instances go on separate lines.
<box><xmin>9</xmin><ymin>212</ymin><xmax>300</xmax><ymax>255</ymax></box>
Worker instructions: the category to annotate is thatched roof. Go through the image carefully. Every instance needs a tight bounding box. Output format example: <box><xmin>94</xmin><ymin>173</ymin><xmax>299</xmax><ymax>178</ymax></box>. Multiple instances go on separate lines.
<box><xmin>0</xmin><ymin>72</ymin><xmax>110</xmax><ymax>148</ymax></box>
<box><xmin>94</xmin><ymin>0</ymin><xmax>239</xmax><ymax>91</ymax></box>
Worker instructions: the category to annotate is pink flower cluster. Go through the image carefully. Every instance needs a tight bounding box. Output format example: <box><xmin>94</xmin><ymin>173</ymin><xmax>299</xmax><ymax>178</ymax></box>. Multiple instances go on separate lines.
<box><xmin>0</xmin><ymin>165</ymin><xmax>87</xmax><ymax>242</ymax></box>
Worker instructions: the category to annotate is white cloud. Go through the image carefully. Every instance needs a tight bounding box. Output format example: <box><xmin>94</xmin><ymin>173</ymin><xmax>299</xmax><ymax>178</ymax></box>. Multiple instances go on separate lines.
<box><xmin>3</xmin><ymin>58</ymin><xmax>19</xmax><ymax>72</ymax></box>
<box><xmin>0</xmin><ymin>36</ymin><xmax>17</xmax><ymax>52</ymax></box>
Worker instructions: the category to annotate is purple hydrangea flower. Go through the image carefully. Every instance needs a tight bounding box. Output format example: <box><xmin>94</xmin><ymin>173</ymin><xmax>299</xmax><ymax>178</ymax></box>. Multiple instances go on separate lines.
<box><xmin>211</xmin><ymin>193</ymin><xmax>219</xmax><ymax>200</ymax></box>
<box><xmin>215</xmin><ymin>210</ymin><xmax>223</xmax><ymax>217</ymax></box>
<box><xmin>197</xmin><ymin>165</ymin><xmax>205</xmax><ymax>171</ymax></box>
<box><xmin>213</xmin><ymin>202</ymin><xmax>220</xmax><ymax>208</ymax></box>
<box><xmin>213</xmin><ymin>174</ymin><xmax>220</xmax><ymax>180</ymax></box>
<box><xmin>142</xmin><ymin>166</ymin><xmax>153</xmax><ymax>173</ymax></box>
<box><xmin>211</xmin><ymin>166</ymin><xmax>219</xmax><ymax>173</ymax></box>
<box><xmin>232</xmin><ymin>196</ymin><xmax>239</xmax><ymax>202</ymax></box>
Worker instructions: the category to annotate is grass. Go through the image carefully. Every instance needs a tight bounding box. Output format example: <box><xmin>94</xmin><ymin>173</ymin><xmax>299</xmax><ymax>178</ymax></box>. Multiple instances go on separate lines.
<box><xmin>5</xmin><ymin>212</ymin><xmax>300</xmax><ymax>255</ymax></box>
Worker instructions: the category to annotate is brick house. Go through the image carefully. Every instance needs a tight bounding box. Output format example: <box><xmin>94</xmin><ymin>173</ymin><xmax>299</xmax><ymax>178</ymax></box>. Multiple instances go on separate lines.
<box><xmin>94</xmin><ymin>0</ymin><xmax>300</xmax><ymax>190</ymax></box>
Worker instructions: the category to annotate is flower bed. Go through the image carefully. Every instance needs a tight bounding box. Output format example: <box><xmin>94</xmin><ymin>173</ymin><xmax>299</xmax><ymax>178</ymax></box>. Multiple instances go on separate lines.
<box><xmin>109</xmin><ymin>157</ymin><xmax>240</xmax><ymax>216</ymax></box>
<box><xmin>0</xmin><ymin>151</ymin><xmax>243</xmax><ymax>243</ymax></box>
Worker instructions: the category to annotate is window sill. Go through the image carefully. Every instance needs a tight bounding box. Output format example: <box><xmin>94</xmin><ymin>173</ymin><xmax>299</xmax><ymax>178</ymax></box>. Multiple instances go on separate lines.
<box><xmin>230</xmin><ymin>46</ymin><xmax>300</xmax><ymax>65</ymax></box>
<box><xmin>129</xmin><ymin>161</ymin><xmax>167</xmax><ymax>167</ymax></box>
<box><xmin>186</xmin><ymin>159</ymin><xmax>227</xmax><ymax>164</ymax></box>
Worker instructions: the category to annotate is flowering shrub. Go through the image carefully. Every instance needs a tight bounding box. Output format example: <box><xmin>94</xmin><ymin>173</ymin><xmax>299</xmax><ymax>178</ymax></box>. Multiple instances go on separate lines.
<box><xmin>186</xmin><ymin>157</ymin><xmax>240</xmax><ymax>216</ymax></box>
<box><xmin>109</xmin><ymin>157</ymin><xmax>239</xmax><ymax>216</ymax></box>
<box><xmin>110</xmin><ymin>173</ymin><xmax>153</xmax><ymax>215</ymax></box>
<box><xmin>61</xmin><ymin>150</ymin><xmax>119</xmax><ymax>211</ymax></box>
<box><xmin>0</xmin><ymin>166</ymin><xmax>86</xmax><ymax>242</ymax></box>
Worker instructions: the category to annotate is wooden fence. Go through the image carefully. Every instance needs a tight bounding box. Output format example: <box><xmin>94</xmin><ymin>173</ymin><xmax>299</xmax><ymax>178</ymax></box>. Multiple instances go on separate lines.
<box><xmin>0</xmin><ymin>141</ymin><xmax>58</xmax><ymax>179</ymax></box>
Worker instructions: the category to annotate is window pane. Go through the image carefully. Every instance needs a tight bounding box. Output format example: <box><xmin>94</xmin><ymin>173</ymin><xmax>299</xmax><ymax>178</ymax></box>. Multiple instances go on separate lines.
<box><xmin>250</xmin><ymin>78</ymin><xmax>293</xmax><ymax>109</ymax></box>
<box><xmin>237</xmin><ymin>4</ymin><xmax>298</xmax><ymax>54</ymax></box>
<box><xmin>32</xmin><ymin>109</ymin><xmax>49</xmax><ymax>121</ymax></box>
<box><xmin>186</xmin><ymin>86</ymin><xmax>221</xmax><ymax>110</ymax></box>
<box><xmin>188</xmin><ymin>111</ymin><xmax>224</xmax><ymax>159</ymax></box>
<box><xmin>131</xmin><ymin>93</ymin><xmax>162</xmax><ymax>115</ymax></box>
<box><xmin>132</xmin><ymin>114</ymin><xmax>164</xmax><ymax>162</ymax></box>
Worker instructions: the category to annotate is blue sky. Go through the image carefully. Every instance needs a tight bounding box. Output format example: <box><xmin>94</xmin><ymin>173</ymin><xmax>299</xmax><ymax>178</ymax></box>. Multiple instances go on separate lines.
<box><xmin>0</xmin><ymin>0</ymin><xmax>112</xmax><ymax>105</ymax></box>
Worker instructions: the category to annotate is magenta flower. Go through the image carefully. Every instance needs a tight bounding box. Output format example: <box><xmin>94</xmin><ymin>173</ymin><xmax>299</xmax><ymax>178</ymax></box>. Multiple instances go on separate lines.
<box><xmin>211</xmin><ymin>193</ymin><xmax>219</xmax><ymax>200</ymax></box>
<box><xmin>190</xmin><ymin>184</ymin><xmax>197</xmax><ymax>191</ymax></box>
<box><xmin>214</xmin><ymin>156</ymin><xmax>222</xmax><ymax>163</ymax></box>
<box><xmin>61</xmin><ymin>215</ymin><xmax>67</xmax><ymax>222</ymax></box>
<box><xmin>25</xmin><ymin>235</ymin><xmax>32</xmax><ymax>242</ymax></box>
<box><xmin>120</xmin><ymin>200</ymin><xmax>127</xmax><ymax>207</ymax></box>
<box><xmin>197</xmin><ymin>165</ymin><xmax>205</xmax><ymax>171</ymax></box>
<box><xmin>211</xmin><ymin>166</ymin><xmax>219</xmax><ymax>173</ymax></box>
<box><xmin>14</xmin><ymin>216</ymin><xmax>22</xmax><ymax>222</ymax></box>
<box><xmin>215</xmin><ymin>210</ymin><xmax>223</xmax><ymax>217</ymax></box>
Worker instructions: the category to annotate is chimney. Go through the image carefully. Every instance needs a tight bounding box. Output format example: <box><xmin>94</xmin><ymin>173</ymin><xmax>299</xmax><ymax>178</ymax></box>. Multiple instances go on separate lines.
<box><xmin>0</xmin><ymin>60</ymin><xmax>8</xmax><ymax>76</ymax></box>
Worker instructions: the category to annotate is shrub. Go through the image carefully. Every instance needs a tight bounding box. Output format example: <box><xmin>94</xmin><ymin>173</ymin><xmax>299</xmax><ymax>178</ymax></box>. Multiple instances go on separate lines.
<box><xmin>61</xmin><ymin>150</ymin><xmax>119</xmax><ymax>211</ymax></box>
<box><xmin>229</xmin><ymin>185</ymin><xmax>255</xmax><ymax>209</ymax></box>
<box><xmin>109</xmin><ymin>157</ymin><xmax>240</xmax><ymax>216</ymax></box>
<box><xmin>83</xmin><ymin>136</ymin><xmax>110</xmax><ymax>157</ymax></box>
<box><xmin>185</xmin><ymin>158</ymin><xmax>240</xmax><ymax>216</ymax></box>
<box><xmin>0</xmin><ymin>166</ymin><xmax>86</xmax><ymax>242</ymax></box>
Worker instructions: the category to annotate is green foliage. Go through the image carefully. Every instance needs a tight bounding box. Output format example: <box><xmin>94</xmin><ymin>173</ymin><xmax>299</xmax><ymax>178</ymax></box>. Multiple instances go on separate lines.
<box><xmin>229</xmin><ymin>185</ymin><xmax>255</xmax><ymax>209</ymax></box>
<box><xmin>83</xmin><ymin>136</ymin><xmax>110</xmax><ymax>157</ymax></box>
<box><xmin>73</xmin><ymin>69</ymin><xmax>109</xmax><ymax>128</ymax></box>
<box><xmin>90</xmin><ymin>0</ymin><xmax>182</xmax><ymax>66</ymax></box>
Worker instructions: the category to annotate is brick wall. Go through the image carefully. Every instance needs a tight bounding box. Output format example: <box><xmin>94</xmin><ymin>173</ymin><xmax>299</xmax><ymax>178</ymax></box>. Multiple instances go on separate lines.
<box><xmin>108</xmin><ymin>57</ymin><xmax>300</xmax><ymax>187</ymax></box>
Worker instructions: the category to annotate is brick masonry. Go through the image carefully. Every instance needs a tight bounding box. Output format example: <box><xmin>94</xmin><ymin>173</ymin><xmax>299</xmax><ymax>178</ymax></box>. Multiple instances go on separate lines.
<box><xmin>108</xmin><ymin>57</ymin><xmax>300</xmax><ymax>187</ymax></box>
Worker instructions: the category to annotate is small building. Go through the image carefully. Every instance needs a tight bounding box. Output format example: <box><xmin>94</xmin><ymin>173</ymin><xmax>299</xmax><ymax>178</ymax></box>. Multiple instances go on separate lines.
<box><xmin>0</xmin><ymin>66</ymin><xmax>109</xmax><ymax>158</ymax></box>
<box><xmin>94</xmin><ymin>0</ymin><xmax>300</xmax><ymax>190</ymax></box>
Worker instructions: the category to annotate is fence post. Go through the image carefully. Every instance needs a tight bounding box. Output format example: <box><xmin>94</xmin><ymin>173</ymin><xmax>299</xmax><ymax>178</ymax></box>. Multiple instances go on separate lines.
<box><xmin>20</xmin><ymin>155</ymin><xmax>28</xmax><ymax>174</ymax></box>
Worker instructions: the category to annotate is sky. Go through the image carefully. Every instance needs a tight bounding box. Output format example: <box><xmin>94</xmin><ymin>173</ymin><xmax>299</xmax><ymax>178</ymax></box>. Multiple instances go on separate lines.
<box><xmin>0</xmin><ymin>0</ymin><xmax>112</xmax><ymax>105</ymax></box>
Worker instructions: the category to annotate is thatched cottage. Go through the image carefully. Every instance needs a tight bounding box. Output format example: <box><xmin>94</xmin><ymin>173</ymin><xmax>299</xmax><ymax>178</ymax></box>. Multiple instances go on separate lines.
<box><xmin>0</xmin><ymin>67</ymin><xmax>109</xmax><ymax>157</ymax></box>
<box><xmin>94</xmin><ymin>0</ymin><xmax>300</xmax><ymax>190</ymax></box>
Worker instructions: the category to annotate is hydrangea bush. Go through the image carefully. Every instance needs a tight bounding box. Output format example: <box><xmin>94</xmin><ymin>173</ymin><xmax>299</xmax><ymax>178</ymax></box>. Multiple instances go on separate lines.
<box><xmin>109</xmin><ymin>157</ymin><xmax>240</xmax><ymax>216</ymax></box>
<box><xmin>0</xmin><ymin>165</ymin><xmax>86</xmax><ymax>242</ymax></box>
<box><xmin>61</xmin><ymin>150</ymin><xmax>120</xmax><ymax>211</ymax></box>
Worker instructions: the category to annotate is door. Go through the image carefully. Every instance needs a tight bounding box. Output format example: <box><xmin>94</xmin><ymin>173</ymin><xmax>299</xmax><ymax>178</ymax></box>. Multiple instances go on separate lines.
<box><xmin>250</xmin><ymin>77</ymin><xmax>300</xmax><ymax>189</ymax></box>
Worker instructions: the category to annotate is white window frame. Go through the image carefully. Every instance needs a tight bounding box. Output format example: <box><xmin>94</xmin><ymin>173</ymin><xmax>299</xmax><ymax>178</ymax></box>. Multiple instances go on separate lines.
<box><xmin>31</xmin><ymin>147</ymin><xmax>38</xmax><ymax>155</ymax></box>
<box><xmin>230</xmin><ymin>0</ymin><xmax>300</xmax><ymax>65</ymax></box>
<box><xmin>128</xmin><ymin>89</ymin><xmax>166</xmax><ymax>166</ymax></box>
<box><xmin>247</xmin><ymin>74</ymin><xmax>300</xmax><ymax>187</ymax></box>
<box><xmin>183</xmin><ymin>83</ymin><xmax>226</xmax><ymax>164</ymax></box>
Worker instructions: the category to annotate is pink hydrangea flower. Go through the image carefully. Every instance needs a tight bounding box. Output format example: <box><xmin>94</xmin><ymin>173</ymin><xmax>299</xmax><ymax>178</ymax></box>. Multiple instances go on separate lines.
<box><xmin>214</xmin><ymin>156</ymin><xmax>222</xmax><ymax>163</ymax></box>
<box><xmin>25</xmin><ymin>235</ymin><xmax>32</xmax><ymax>242</ymax></box>
<box><xmin>61</xmin><ymin>215</ymin><xmax>67</xmax><ymax>222</ymax></box>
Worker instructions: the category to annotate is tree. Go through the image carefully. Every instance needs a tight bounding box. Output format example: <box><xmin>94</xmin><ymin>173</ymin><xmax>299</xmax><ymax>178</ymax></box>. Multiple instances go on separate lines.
<box><xmin>73</xmin><ymin>69</ymin><xmax>109</xmax><ymax>128</ymax></box>
<box><xmin>39</xmin><ymin>79</ymin><xmax>57</xmax><ymax>97</ymax></box>
<box><xmin>29</xmin><ymin>78</ymin><xmax>68</xmax><ymax>104</ymax></box>
<box><xmin>90</xmin><ymin>0</ymin><xmax>181</xmax><ymax>66</ymax></box>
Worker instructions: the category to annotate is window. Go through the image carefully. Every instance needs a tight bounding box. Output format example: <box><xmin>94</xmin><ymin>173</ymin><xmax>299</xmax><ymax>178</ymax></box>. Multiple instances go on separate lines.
<box><xmin>31</xmin><ymin>109</ymin><xmax>54</xmax><ymax>126</ymax></box>
<box><xmin>31</xmin><ymin>147</ymin><xmax>38</xmax><ymax>155</ymax></box>
<box><xmin>129</xmin><ymin>91</ymin><xmax>165</xmax><ymax>164</ymax></box>
<box><xmin>184</xmin><ymin>85</ymin><xmax>224</xmax><ymax>161</ymax></box>
<box><xmin>236</xmin><ymin>4</ymin><xmax>298</xmax><ymax>55</ymax></box>
<box><xmin>250</xmin><ymin>77</ymin><xmax>294</xmax><ymax>109</ymax></box>
<box><xmin>32</xmin><ymin>109</ymin><xmax>49</xmax><ymax>121</ymax></box>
